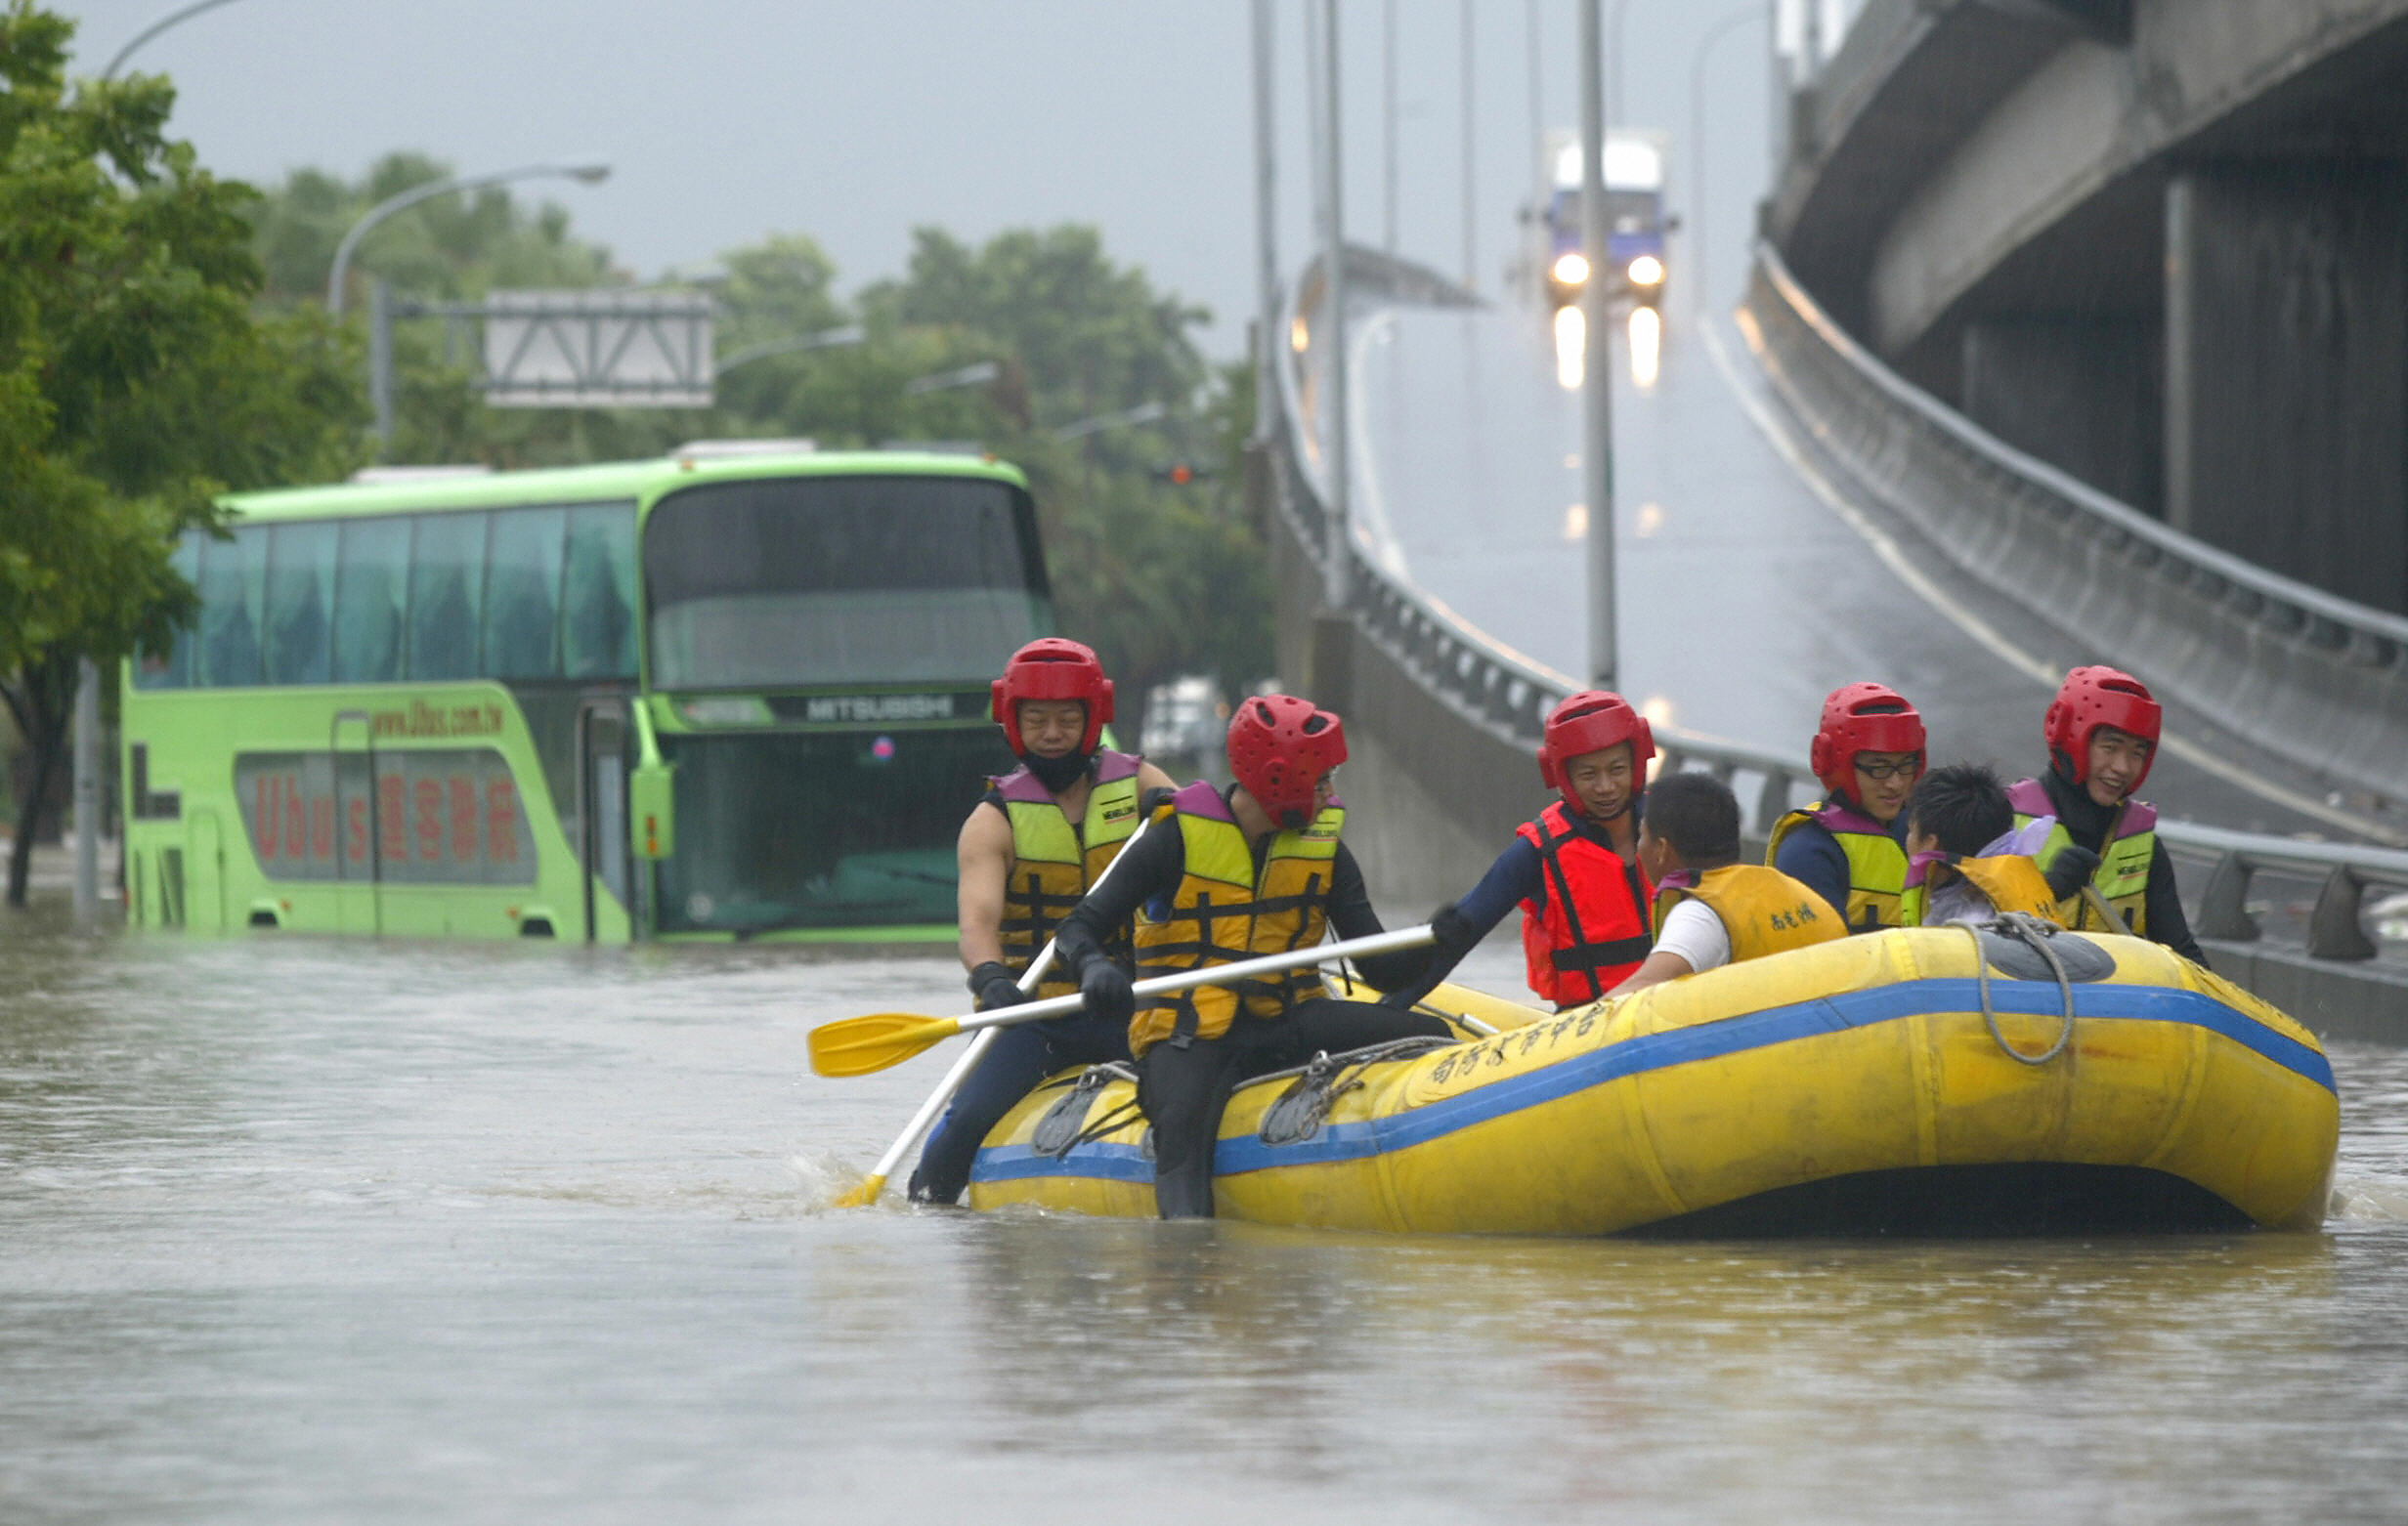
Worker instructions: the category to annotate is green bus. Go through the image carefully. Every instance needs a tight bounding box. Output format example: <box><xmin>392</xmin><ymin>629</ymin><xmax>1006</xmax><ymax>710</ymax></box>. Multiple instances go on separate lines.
<box><xmin>122</xmin><ymin>447</ymin><xmax>1051</xmax><ymax>941</ymax></box>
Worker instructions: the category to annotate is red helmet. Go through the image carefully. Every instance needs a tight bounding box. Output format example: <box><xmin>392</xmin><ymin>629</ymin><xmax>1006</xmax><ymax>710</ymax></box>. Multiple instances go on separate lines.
<box><xmin>2044</xmin><ymin>665</ymin><xmax>2161</xmax><ymax>790</ymax></box>
<box><xmin>1536</xmin><ymin>691</ymin><xmax>1656</xmax><ymax>811</ymax></box>
<box><xmin>1808</xmin><ymin>682</ymin><xmax>1926</xmax><ymax>795</ymax></box>
<box><xmin>1227</xmin><ymin>694</ymin><xmax>1348</xmax><ymax>827</ymax></box>
<box><xmin>990</xmin><ymin>638</ymin><xmax>1113</xmax><ymax>756</ymax></box>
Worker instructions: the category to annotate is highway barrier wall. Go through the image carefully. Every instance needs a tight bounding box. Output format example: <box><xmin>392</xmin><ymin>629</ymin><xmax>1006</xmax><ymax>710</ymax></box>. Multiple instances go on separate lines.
<box><xmin>1741</xmin><ymin>239</ymin><xmax>2408</xmax><ymax>814</ymax></box>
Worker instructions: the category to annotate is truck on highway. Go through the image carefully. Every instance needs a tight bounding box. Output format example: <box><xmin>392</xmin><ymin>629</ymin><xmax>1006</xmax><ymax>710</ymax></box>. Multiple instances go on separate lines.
<box><xmin>1538</xmin><ymin>128</ymin><xmax>1673</xmax><ymax>311</ymax></box>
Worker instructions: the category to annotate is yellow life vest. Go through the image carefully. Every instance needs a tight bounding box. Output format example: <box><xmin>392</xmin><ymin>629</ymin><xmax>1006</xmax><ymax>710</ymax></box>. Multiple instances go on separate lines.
<box><xmin>1652</xmin><ymin>864</ymin><xmax>1846</xmax><ymax>966</ymax></box>
<box><xmin>1765</xmin><ymin>799</ymin><xmax>1911</xmax><ymax>932</ymax></box>
<box><xmin>1899</xmin><ymin>854</ymin><xmax>2068</xmax><ymax>927</ymax></box>
<box><xmin>991</xmin><ymin>750</ymin><xmax>1143</xmax><ymax>999</ymax></box>
<box><xmin>2006</xmin><ymin>778</ymin><xmax>2155</xmax><ymax>936</ymax></box>
<box><xmin>1129</xmin><ymin>782</ymin><xmax>1343</xmax><ymax>1059</ymax></box>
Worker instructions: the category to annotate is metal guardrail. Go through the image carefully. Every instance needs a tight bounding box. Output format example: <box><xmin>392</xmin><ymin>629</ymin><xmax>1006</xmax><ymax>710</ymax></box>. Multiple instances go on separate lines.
<box><xmin>1271</xmin><ymin>255</ymin><xmax>2408</xmax><ymax>965</ymax></box>
<box><xmin>1743</xmin><ymin>239</ymin><xmax>2408</xmax><ymax>811</ymax></box>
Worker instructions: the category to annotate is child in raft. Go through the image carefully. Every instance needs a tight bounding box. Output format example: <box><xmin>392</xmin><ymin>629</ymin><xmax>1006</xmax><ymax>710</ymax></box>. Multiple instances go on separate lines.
<box><xmin>1899</xmin><ymin>763</ymin><xmax>2099</xmax><ymax>928</ymax></box>
<box><xmin>1384</xmin><ymin>691</ymin><xmax>1658</xmax><ymax>1013</ymax></box>
<box><xmin>1607</xmin><ymin>773</ymin><xmax>1844</xmax><ymax>997</ymax></box>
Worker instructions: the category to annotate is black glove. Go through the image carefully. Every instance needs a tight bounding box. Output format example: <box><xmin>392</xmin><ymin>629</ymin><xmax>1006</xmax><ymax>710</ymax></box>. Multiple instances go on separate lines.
<box><xmin>1080</xmin><ymin>959</ymin><xmax>1136</xmax><ymax>1028</ymax></box>
<box><xmin>2042</xmin><ymin>845</ymin><xmax>2102</xmax><ymax>903</ymax></box>
<box><xmin>968</xmin><ymin>960</ymin><xmax>1028</xmax><ymax>1012</ymax></box>
<box><xmin>1140</xmin><ymin>784</ymin><xmax>1179</xmax><ymax>817</ymax></box>
<box><xmin>1429</xmin><ymin>900</ymin><xmax>1477</xmax><ymax>956</ymax></box>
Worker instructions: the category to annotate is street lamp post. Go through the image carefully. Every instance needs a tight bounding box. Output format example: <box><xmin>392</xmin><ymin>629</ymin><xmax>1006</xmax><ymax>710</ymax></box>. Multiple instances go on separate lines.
<box><xmin>1320</xmin><ymin>0</ymin><xmax>1350</xmax><ymax>613</ymax></box>
<box><xmin>1053</xmin><ymin>401</ymin><xmax>1167</xmax><ymax>444</ymax></box>
<box><xmin>101</xmin><ymin>0</ymin><xmax>247</xmax><ymax>79</ymax></box>
<box><xmin>713</xmin><ymin>325</ymin><xmax>866</xmax><ymax>378</ymax></box>
<box><xmin>1249</xmin><ymin>0</ymin><xmax>1280</xmax><ymax>447</ymax></box>
<box><xmin>1580</xmin><ymin>0</ymin><xmax>1618</xmax><ymax>690</ymax></box>
<box><xmin>326</xmin><ymin>161</ymin><xmax>611</xmax><ymax>317</ymax></box>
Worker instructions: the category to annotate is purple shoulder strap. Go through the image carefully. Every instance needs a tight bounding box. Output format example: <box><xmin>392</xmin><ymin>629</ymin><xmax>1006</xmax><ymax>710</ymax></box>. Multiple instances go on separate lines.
<box><xmin>1170</xmin><ymin>780</ymin><xmax>1232</xmax><ymax>822</ymax></box>
<box><xmin>987</xmin><ymin>765</ymin><xmax>1054</xmax><ymax>805</ymax></box>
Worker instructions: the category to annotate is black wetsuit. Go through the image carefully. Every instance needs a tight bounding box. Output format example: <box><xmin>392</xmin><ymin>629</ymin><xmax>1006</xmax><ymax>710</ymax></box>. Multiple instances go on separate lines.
<box><xmin>1054</xmin><ymin>815</ymin><xmax>1450</xmax><ymax>1219</ymax></box>
<box><xmin>2034</xmin><ymin>767</ymin><xmax>2207</xmax><ymax>965</ymax></box>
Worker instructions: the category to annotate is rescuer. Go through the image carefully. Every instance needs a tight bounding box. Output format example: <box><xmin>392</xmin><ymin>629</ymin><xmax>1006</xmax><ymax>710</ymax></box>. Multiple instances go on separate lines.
<box><xmin>1608</xmin><ymin>772</ymin><xmax>1844</xmax><ymax>996</ymax></box>
<box><xmin>1766</xmin><ymin>683</ymin><xmax>1926</xmax><ymax>932</ymax></box>
<box><xmin>1898</xmin><ymin>762</ymin><xmax>2097</xmax><ymax>927</ymax></box>
<box><xmin>1384</xmin><ymin>691</ymin><xmax>1657</xmax><ymax>1011</ymax></box>
<box><xmin>2008</xmin><ymin>666</ymin><xmax>2207</xmax><ymax>963</ymax></box>
<box><xmin>1054</xmin><ymin>695</ymin><xmax>1452</xmax><ymax>1219</ymax></box>
<box><xmin>908</xmin><ymin>638</ymin><xmax>1178</xmax><ymax>1205</ymax></box>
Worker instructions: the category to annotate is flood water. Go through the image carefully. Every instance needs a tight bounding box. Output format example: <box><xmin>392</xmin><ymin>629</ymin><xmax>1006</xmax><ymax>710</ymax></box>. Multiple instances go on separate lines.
<box><xmin>6</xmin><ymin>912</ymin><xmax>2407</xmax><ymax>1524</ymax></box>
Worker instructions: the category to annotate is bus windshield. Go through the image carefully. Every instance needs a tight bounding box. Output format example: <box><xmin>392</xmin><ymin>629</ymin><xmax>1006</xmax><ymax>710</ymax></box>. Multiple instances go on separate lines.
<box><xmin>643</xmin><ymin>475</ymin><xmax>1048</xmax><ymax>690</ymax></box>
<box><xmin>655</xmin><ymin>725</ymin><xmax>1012</xmax><ymax>935</ymax></box>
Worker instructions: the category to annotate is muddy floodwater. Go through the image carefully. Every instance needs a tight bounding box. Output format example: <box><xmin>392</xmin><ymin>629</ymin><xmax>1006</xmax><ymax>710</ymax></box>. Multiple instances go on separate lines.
<box><xmin>3</xmin><ymin>911</ymin><xmax>2405</xmax><ymax>1523</ymax></box>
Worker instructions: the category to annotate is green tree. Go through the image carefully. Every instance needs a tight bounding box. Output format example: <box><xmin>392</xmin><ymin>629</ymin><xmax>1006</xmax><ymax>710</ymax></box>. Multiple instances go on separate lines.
<box><xmin>248</xmin><ymin>152</ymin><xmax>687</xmax><ymax>470</ymax></box>
<box><xmin>252</xmin><ymin>154</ymin><xmax>1281</xmax><ymax>738</ymax></box>
<box><xmin>855</xmin><ymin>226</ymin><xmax>1269</xmax><ymax>740</ymax></box>
<box><xmin>0</xmin><ymin>2</ymin><xmax>363</xmax><ymax>904</ymax></box>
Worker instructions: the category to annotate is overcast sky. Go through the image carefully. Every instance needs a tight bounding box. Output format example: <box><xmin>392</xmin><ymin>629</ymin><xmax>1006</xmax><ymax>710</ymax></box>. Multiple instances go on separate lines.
<box><xmin>59</xmin><ymin>1</ymin><xmax>1783</xmax><ymax>357</ymax></box>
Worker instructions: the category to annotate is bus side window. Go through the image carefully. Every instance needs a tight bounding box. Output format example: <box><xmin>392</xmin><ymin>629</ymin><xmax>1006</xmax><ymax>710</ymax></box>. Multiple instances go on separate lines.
<box><xmin>197</xmin><ymin>525</ymin><xmax>267</xmax><ymax>687</ymax></box>
<box><xmin>137</xmin><ymin>530</ymin><xmax>204</xmax><ymax>690</ymax></box>
<box><xmin>264</xmin><ymin>522</ymin><xmax>338</xmax><ymax>686</ymax></box>
<box><xmin>408</xmin><ymin>511</ymin><xmax>489</xmax><ymax>682</ymax></box>
<box><xmin>562</xmin><ymin>503</ymin><xmax>637</xmax><ymax>680</ymax></box>
<box><xmin>333</xmin><ymin>517</ymin><xmax>410</xmax><ymax>683</ymax></box>
<box><xmin>484</xmin><ymin>506</ymin><xmax>568</xmax><ymax>680</ymax></box>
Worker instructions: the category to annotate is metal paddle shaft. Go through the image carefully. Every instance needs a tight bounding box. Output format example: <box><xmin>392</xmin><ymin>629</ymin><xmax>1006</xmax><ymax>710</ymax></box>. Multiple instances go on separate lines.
<box><xmin>808</xmin><ymin>923</ymin><xmax>1438</xmax><ymax>1078</ymax></box>
<box><xmin>834</xmin><ymin>818</ymin><xmax>1151</xmax><ymax>1207</ymax></box>
<box><xmin>952</xmin><ymin>924</ymin><xmax>1437</xmax><ymax>1035</ymax></box>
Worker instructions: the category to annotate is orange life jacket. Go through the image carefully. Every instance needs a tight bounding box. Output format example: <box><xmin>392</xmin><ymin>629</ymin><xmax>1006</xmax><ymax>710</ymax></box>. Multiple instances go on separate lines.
<box><xmin>1515</xmin><ymin>801</ymin><xmax>1654</xmax><ymax>1007</ymax></box>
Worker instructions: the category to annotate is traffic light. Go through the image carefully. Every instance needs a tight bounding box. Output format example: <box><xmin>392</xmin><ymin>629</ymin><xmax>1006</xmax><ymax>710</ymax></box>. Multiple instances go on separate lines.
<box><xmin>1150</xmin><ymin>462</ymin><xmax>1215</xmax><ymax>486</ymax></box>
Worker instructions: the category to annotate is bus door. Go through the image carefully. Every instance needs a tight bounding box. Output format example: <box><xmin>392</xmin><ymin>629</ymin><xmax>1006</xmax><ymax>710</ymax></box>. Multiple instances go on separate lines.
<box><xmin>329</xmin><ymin>710</ymin><xmax>382</xmax><ymax>936</ymax></box>
<box><xmin>576</xmin><ymin>696</ymin><xmax>632</xmax><ymax>942</ymax></box>
<box><xmin>187</xmin><ymin>809</ymin><xmax>225</xmax><ymax>933</ymax></box>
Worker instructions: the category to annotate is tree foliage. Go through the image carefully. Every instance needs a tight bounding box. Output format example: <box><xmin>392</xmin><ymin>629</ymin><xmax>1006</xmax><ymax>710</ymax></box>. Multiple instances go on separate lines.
<box><xmin>0</xmin><ymin>1</ymin><xmax>363</xmax><ymax>903</ymax></box>
<box><xmin>257</xmin><ymin>163</ymin><xmax>1279</xmax><ymax>738</ymax></box>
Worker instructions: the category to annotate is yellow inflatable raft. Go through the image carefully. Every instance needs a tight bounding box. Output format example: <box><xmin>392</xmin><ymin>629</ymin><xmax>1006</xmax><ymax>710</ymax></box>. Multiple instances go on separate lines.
<box><xmin>965</xmin><ymin>924</ymin><xmax>2338</xmax><ymax>1234</ymax></box>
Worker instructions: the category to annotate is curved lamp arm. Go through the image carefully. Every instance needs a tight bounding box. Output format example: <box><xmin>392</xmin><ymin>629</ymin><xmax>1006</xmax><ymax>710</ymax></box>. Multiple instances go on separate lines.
<box><xmin>326</xmin><ymin>161</ymin><xmax>610</xmax><ymax>316</ymax></box>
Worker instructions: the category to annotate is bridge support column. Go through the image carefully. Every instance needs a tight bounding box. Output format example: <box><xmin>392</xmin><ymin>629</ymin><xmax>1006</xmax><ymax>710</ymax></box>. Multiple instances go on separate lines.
<box><xmin>2166</xmin><ymin>164</ymin><xmax>2408</xmax><ymax>613</ymax></box>
<box><xmin>1960</xmin><ymin>317</ymin><xmax>2162</xmax><ymax>514</ymax></box>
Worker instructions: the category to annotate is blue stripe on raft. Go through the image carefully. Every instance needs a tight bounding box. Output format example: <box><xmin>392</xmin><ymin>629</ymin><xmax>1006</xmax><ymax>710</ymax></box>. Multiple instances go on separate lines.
<box><xmin>976</xmin><ymin>1140</ymin><xmax>1153</xmax><ymax>1185</ymax></box>
<box><xmin>968</xmin><ymin>978</ymin><xmax>2332</xmax><ymax>1186</ymax></box>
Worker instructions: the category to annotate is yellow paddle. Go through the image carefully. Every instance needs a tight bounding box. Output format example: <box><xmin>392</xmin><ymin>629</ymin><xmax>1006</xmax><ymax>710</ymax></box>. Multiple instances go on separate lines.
<box><xmin>810</xmin><ymin>925</ymin><xmax>1438</xmax><ymax>1079</ymax></box>
<box><xmin>832</xmin><ymin>815</ymin><xmax>1157</xmax><ymax>1208</ymax></box>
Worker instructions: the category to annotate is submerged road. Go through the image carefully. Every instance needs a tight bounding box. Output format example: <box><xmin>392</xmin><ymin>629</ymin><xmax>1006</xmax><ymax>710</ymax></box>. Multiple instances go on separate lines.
<box><xmin>4</xmin><ymin>919</ymin><xmax>2408</xmax><ymax>1520</ymax></box>
<box><xmin>1348</xmin><ymin>288</ymin><xmax>2340</xmax><ymax>842</ymax></box>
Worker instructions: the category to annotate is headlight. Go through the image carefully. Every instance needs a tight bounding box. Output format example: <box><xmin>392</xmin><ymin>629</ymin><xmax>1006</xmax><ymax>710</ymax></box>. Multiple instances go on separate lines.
<box><xmin>1628</xmin><ymin>255</ymin><xmax>1665</xmax><ymax>286</ymax></box>
<box><xmin>1551</xmin><ymin>252</ymin><xmax>1590</xmax><ymax>286</ymax></box>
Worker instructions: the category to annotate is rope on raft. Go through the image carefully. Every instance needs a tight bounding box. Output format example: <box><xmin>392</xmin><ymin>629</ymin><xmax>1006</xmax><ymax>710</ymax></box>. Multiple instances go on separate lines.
<box><xmin>1966</xmin><ymin>911</ymin><xmax>2078</xmax><ymax>1066</ymax></box>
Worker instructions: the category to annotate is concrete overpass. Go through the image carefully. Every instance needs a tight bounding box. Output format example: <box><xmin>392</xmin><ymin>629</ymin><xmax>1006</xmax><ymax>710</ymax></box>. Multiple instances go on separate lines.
<box><xmin>1769</xmin><ymin>0</ymin><xmax>2408</xmax><ymax>615</ymax></box>
<box><xmin>1258</xmin><ymin>234</ymin><xmax>2408</xmax><ymax>1036</ymax></box>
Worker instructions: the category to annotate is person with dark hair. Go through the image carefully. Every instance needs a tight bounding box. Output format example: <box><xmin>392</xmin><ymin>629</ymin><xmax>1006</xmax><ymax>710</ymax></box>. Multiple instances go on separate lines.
<box><xmin>1766</xmin><ymin>683</ymin><xmax>1926</xmax><ymax>932</ymax></box>
<box><xmin>908</xmin><ymin>638</ymin><xmax>1179</xmax><ymax>1205</ymax></box>
<box><xmin>1056</xmin><ymin>695</ymin><xmax>1452</xmax><ymax>1219</ymax></box>
<box><xmin>1607</xmin><ymin>773</ymin><xmax>1843</xmax><ymax>997</ymax></box>
<box><xmin>1899</xmin><ymin>763</ymin><xmax>2095</xmax><ymax>927</ymax></box>
<box><xmin>2007</xmin><ymin>666</ymin><xmax>2205</xmax><ymax>962</ymax></box>
<box><xmin>1384</xmin><ymin>691</ymin><xmax>1657</xmax><ymax>1012</ymax></box>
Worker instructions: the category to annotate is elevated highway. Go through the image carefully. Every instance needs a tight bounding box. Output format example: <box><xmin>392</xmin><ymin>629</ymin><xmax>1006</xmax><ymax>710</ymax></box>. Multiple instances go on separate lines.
<box><xmin>1262</xmin><ymin>245</ymin><xmax>2408</xmax><ymax>1034</ymax></box>
<box><xmin>1770</xmin><ymin>0</ymin><xmax>2408</xmax><ymax>617</ymax></box>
